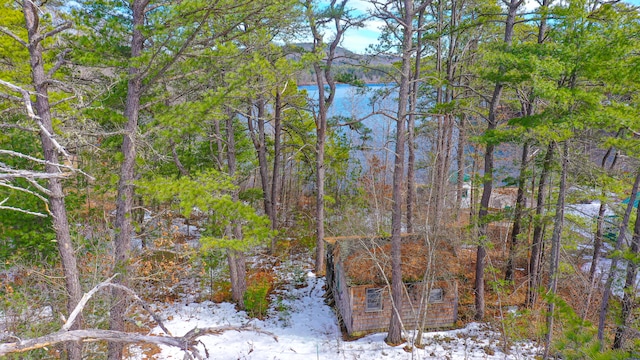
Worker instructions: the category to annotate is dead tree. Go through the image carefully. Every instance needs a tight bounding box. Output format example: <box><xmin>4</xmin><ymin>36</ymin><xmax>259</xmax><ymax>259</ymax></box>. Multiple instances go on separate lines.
<box><xmin>0</xmin><ymin>276</ymin><xmax>276</xmax><ymax>359</ymax></box>
<box><xmin>1</xmin><ymin>3</ymin><xmax>85</xmax><ymax>358</ymax></box>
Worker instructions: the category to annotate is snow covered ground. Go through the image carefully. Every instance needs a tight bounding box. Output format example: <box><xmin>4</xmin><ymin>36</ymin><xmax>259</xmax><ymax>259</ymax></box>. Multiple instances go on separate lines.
<box><xmin>131</xmin><ymin>270</ymin><xmax>540</xmax><ymax>360</ymax></box>
<box><xmin>567</xmin><ymin>201</ymin><xmax>640</xmax><ymax>296</ymax></box>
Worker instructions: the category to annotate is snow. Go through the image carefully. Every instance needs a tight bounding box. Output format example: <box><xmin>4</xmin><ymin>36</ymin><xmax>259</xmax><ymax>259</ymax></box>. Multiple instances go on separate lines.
<box><xmin>581</xmin><ymin>258</ymin><xmax>640</xmax><ymax>297</ymax></box>
<box><xmin>566</xmin><ymin>201</ymin><xmax>612</xmax><ymax>220</ymax></box>
<box><xmin>132</xmin><ymin>270</ymin><xmax>540</xmax><ymax>360</ymax></box>
<box><xmin>567</xmin><ymin>201</ymin><xmax>640</xmax><ymax>296</ymax></box>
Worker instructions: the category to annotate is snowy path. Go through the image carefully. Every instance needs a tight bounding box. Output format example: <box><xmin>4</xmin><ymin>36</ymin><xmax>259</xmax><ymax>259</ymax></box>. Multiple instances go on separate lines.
<box><xmin>132</xmin><ymin>272</ymin><xmax>540</xmax><ymax>359</ymax></box>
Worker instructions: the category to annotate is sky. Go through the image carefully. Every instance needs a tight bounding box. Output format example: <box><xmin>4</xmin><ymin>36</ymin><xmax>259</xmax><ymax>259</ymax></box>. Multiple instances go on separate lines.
<box><xmin>338</xmin><ymin>0</ymin><xmax>640</xmax><ymax>54</ymax></box>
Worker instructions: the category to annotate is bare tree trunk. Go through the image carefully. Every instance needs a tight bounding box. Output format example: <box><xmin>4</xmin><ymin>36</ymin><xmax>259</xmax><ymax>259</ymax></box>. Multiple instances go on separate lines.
<box><xmin>590</xmin><ymin>203</ymin><xmax>607</xmax><ymax>281</ymax></box>
<box><xmin>313</xmin><ymin>62</ymin><xmax>327</xmax><ymax>274</ymax></box>
<box><xmin>270</xmin><ymin>91</ymin><xmax>283</xmax><ymax>249</ymax></box>
<box><xmin>527</xmin><ymin>142</ymin><xmax>555</xmax><ymax>308</ymax></box>
<box><xmin>583</xmin><ymin>142</ymin><xmax>620</xmax><ymax>318</ymax></box>
<box><xmin>432</xmin><ymin>0</ymin><xmax>445</xmax><ymax>229</ymax></box>
<box><xmin>456</xmin><ymin>115</ymin><xmax>466</xmax><ymax>219</ymax></box>
<box><xmin>597</xmin><ymin>169</ymin><xmax>640</xmax><ymax>344</ymax></box>
<box><xmin>505</xmin><ymin>141</ymin><xmax>528</xmax><ymax>281</ymax></box>
<box><xmin>169</xmin><ymin>138</ymin><xmax>189</xmax><ymax>177</ymax></box>
<box><xmin>613</xmin><ymin>195</ymin><xmax>640</xmax><ymax>349</ymax></box>
<box><xmin>306</xmin><ymin>0</ymin><xmax>347</xmax><ymax>275</ymax></box>
<box><xmin>543</xmin><ymin>141</ymin><xmax>568</xmax><ymax>359</ymax></box>
<box><xmin>509</xmin><ymin>0</ymin><xmax>545</xmax><ymax>286</ymax></box>
<box><xmin>248</xmin><ymin>99</ymin><xmax>274</xmax><ymax>232</ymax></box>
<box><xmin>213</xmin><ymin>119</ymin><xmax>225</xmax><ymax>170</ymax></box>
<box><xmin>406</xmin><ymin>8</ymin><xmax>424</xmax><ymax>234</ymax></box>
<box><xmin>589</xmin><ymin>146</ymin><xmax>619</xmax><ymax>284</ymax></box>
<box><xmin>23</xmin><ymin>3</ymin><xmax>83</xmax><ymax>359</ymax></box>
<box><xmin>387</xmin><ymin>0</ymin><xmax>416</xmax><ymax>345</ymax></box>
<box><xmin>474</xmin><ymin>0</ymin><xmax>521</xmax><ymax>321</ymax></box>
<box><xmin>447</xmin><ymin>0</ymin><xmax>465</xmax><ymax>223</ymax></box>
<box><xmin>109</xmin><ymin>2</ymin><xmax>147</xmax><ymax>359</ymax></box>
<box><xmin>225</xmin><ymin>113</ymin><xmax>247</xmax><ymax>308</ymax></box>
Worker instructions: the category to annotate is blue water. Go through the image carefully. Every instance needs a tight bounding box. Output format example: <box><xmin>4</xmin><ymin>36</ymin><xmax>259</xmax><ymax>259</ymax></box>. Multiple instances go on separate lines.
<box><xmin>299</xmin><ymin>83</ymin><xmax>412</xmax><ymax>183</ymax></box>
<box><xmin>299</xmin><ymin>83</ymin><xmax>396</xmax><ymax>119</ymax></box>
<box><xmin>299</xmin><ymin>83</ymin><xmax>398</xmax><ymax>148</ymax></box>
<box><xmin>297</xmin><ymin>83</ymin><xmax>519</xmax><ymax>188</ymax></box>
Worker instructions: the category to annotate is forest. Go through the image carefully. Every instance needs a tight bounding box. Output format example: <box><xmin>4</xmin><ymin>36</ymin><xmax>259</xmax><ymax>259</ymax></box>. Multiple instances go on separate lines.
<box><xmin>1</xmin><ymin>0</ymin><xmax>639</xmax><ymax>359</ymax></box>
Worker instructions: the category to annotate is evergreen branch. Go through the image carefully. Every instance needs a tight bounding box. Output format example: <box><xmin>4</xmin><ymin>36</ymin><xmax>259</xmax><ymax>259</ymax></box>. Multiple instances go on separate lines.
<box><xmin>141</xmin><ymin>8</ymin><xmax>213</xmax><ymax>95</ymax></box>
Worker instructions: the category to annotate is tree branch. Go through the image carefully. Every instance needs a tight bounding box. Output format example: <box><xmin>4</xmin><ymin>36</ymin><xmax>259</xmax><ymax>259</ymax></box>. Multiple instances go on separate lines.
<box><xmin>0</xmin><ymin>26</ymin><xmax>27</xmax><ymax>47</ymax></box>
<box><xmin>0</xmin><ymin>180</ymin><xmax>51</xmax><ymax>201</ymax></box>
<box><xmin>23</xmin><ymin>176</ymin><xmax>52</xmax><ymax>196</ymax></box>
<box><xmin>0</xmin><ymin>171</ymin><xmax>69</xmax><ymax>180</ymax></box>
<box><xmin>47</xmin><ymin>49</ymin><xmax>71</xmax><ymax>78</ymax></box>
<box><xmin>0</xmin><ymin>79</ymin><xmax>75</xmax><ymax>160</ymax></box>
<box><xmin>33</xmin><ymin>21</ymin><xmax>72</xmax><ymax>44</ymax></box>
<box><xmin>141</xmin><ymin>8</ymin><xmax>212</xmax><ymax>95</ymax></box>
<box><xmin>0</xmin><ymin>91</ymin><xmax>23</xmax><ymax>103</ymax></box>
<box><xmin>0</xmin><ymin>149</ymin><xmax>71</xmax><ymax>172</ymax></box>
<box><xmin>0</xmin><ymin>122</ymin><xmax>37</xmax><ymax>132</ymax></box>
<box><xmin>0</xmin><ymin>198</ymin><xmax>47</xmax><ymax>217</ymax></box>
<box><xmin>0</xmin><ymin>325</ymin><xmax>276</xmax><ymax>358</ymax></box>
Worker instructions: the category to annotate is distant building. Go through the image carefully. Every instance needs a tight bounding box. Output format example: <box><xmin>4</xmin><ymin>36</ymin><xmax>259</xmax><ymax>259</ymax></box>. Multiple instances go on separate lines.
<box><xmin>459</xmin><ymin>182</ymin><xmax>528</xmax><ymax>211</ymax></box>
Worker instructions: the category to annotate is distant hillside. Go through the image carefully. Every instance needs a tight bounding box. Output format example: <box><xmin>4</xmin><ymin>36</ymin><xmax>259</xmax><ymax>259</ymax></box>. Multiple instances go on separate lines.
<box><xmin>285</xmin><ymin>43</ymin><xmax>400</xmax><ymax>85</ymax></box>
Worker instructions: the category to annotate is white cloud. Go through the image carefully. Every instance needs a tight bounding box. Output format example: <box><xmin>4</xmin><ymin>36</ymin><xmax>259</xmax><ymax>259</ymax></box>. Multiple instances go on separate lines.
<box><xmin>341</xmin><ymin>29</ymin><xmax>380</xmax><ymax>53</ymax></box>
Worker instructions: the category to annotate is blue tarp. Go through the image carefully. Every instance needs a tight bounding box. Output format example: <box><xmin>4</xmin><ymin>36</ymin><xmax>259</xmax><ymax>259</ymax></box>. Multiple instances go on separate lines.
<box><xmin>621</xmin><ymin>197</ymin><xmax>640</xmax><ymax>208</ymax></box>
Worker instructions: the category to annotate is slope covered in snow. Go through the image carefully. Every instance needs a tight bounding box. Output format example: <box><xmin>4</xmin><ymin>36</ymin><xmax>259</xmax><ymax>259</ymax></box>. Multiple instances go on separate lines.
<box><xmin>132</xmin><ymin>268</ymin><xmax>540</xmax><ymax>359</ymax></box>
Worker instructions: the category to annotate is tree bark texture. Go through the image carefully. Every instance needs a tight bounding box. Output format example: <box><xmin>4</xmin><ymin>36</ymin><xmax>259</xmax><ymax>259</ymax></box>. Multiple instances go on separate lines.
<box><xmin>248</xmin><ymin>98</ymin><xmax>274</xmax><ymax>237</ymax></box>
<box><xmin>109</xmin><ymin>1</ymin><xmax>147</xmax><ymax>359</ymax></box>
<box><xmin>583</xmin><ymin>142</ymin><xmax>620</xmax><ymax>318</ymax></box>
<box><xmin>597</xmin><ymin>169</ymin><xmax>640</xmax><ymax>344</ymax></box>
<box><xmin>387</xmin><ymin>0</ymin><xmax>414</xmax><ymax>345</ymax></box>
<box><xmin>226</xmin><ymin>113</ymin><xmax>247</xmax><ymax>308</ymax></box>
<box><xmin>456</xmin><ymin>115</ymin><xmax>466</xmax><ymax>219</ymax></box>
<box><xmin>313</xmin><ymin>61</ymin><xmax>327</xmax><ymax>275</ymax></box>
<box><xmin>432</xmin><ymin>0</ymin><xmax>446</xmax><ymax>228</ymax></box>
<box><xmin>527</xmin><ymin>141</ymin><xmax>555</xmax><ymax>308</ymax></box>
<box><xmin>474</xmin><ymin>0</ymin><xmax>521</xmax><ymax>320</ymax></box>
<box><xmin>613</xmin><ymin>195</ymin><xmax>640</xmax><ymax>349</ymax></box>
<box><xmin>271</xmin><ymin>91</ymin><xmax>283</xmax><ymax>249</ymax></box>
<box><xmin>543</xmin><ymin>142</ymin><xmax>568</xmax><ymax>360</ymax></box>
<box><xmin>405</xmin><ymin>8</ymin><xmax>424</xmax><ymax>234</ymax></box>
<box><xmin>505</xmin><ymin>141</ymin><xmax>528</xmax><ymax>281</ymax></box>
<box><xmin>307</xmin><ymin>0</ymin><xmax>345</xmax><ymax>275</ymax></box>
<box><xmin>23</xmin><ymin>3</ymin><xmax>83</xmax><ymax>359</ymax></box>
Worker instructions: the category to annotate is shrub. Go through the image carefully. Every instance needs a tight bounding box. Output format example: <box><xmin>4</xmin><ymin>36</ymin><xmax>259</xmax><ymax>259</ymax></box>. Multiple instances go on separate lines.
<box><xmin>244</xmin><ymin>271</ymin><xmax>273</xmax><ymax>318</ymax></box>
